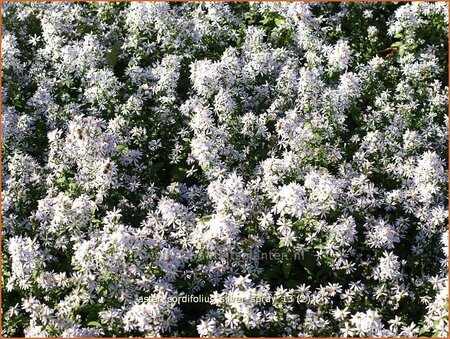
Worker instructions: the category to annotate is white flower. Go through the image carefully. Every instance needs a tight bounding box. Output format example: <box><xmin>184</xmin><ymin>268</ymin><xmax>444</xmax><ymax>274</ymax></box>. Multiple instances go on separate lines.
<box><xmin>333</xmin><ymin>307</ymin><xmax>350</xmax><ymax>321</ymax></box>
<box><xmin>273</xmin><ymin>183</ymin><xmax>306</xmax><ymax>218</ymax></box>
<box><xmin>326</xmin><ymin>39</ymin><xmax>352</xmax><ymax>71</ymax></box>
<box><xmin>197</xmin><ymin>319</ymin><xmax>216</xmax><ymax>336</ymax></box>
<box><xmin>366</xmin><ymin>218</ymin><xmax>400</xmax><ymax>249</ymax></box>
<box><xmin>2</xmin><ymin>2</ymin><xmax>448</xmax><ymax>337</ymax></box>
<box><xmin>373</xmin><ymin>251</ymin><xmax>402</xmax><ymax>281</ymax></box>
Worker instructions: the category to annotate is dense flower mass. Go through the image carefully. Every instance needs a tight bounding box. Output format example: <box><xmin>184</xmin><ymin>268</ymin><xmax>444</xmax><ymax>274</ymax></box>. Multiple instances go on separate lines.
<box><xmin>1</xmin><ymin>1</ymin><xmax>448</xmax><ymax>337</ymax></box>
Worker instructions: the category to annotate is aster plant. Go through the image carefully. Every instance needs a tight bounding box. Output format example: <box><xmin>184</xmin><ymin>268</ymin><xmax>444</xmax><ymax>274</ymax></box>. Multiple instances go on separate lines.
<box><xmin>1</xmin><ymin>1</ymin><xmax>448</xmax><ymax>337</ymax></box>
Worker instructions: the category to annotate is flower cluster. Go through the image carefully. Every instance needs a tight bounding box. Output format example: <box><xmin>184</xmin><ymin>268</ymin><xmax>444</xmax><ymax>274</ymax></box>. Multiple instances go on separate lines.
<box><xmin>2</xmin><ymin>1</ymin><xmax>448</xmax><ymax>337</ymax></box>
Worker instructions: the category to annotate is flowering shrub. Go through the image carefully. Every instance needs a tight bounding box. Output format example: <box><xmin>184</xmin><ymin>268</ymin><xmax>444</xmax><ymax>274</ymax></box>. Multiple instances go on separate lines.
<box><xmin>2</xmin><ymin>1</ymin><xmax>448</xmax><ymax>337</ymax></box>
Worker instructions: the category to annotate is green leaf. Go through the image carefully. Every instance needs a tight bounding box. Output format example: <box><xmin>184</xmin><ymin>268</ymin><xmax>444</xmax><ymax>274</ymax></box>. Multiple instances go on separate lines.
<box><xmin>303</xmin><ymin>252</ymin><xmax>316</xmax><ymax>274</ymax></box>
<box><xmin>236</xmin><ymin>36</ymin><xmax>243</xmax><ymax>47</ymax></box>
<box><xmin>260</xmin><ymin>17</ymin><xmax>270</xmax><ymax>25</ymax></box>
<box><xmin>90</xmin><ymin>218</ymin><xmax>101</xmax><ymax>225</ymax></box>
<box><xmin>101</xmin><ymin>271</ymin><xmax>111</xmax><ymax>280</ymax></box>
<box><xmin>116</xmin><ymin>144</ymin><xmax>129</xmax><ymax>152</ymax></box>
<box><xmin>106</xmin><ymin>41</ymin><xmax>122</xmax><ymax>68</ymax></box>
<box><xmin>199</xmin><ymin>215</ymin><xmax>213</xmax><ymax>223</ymax></box>
<box><xmin>171</xmin><ymin>167</ymin><xmax>187</xmax><ymax>181</ymax></box>
<box><xmin>68</xmin><ymin>182</ymin><xmax>78</xmax><ymax>191</ymax></box>
<box><xmin>285</xmin><ymin>279</ymin><xmax>298</xmax><ymax>288</ymax></box>
<box><xmin>282</xmin><ymin>260</ymin><xmax>292</xmax><ymax>278</ymax></box>
<box><xmin>55</xmin><ymin>177</ymin><xmax>67</xmax><ymax>185</ymax></box>
<box><xmin>419</xmin><ymin>327</ymin><xmax>429</xmax><ymax>336</ymax></box>
<box><xmin>87</xmin><ymin>321</ymin><xmax>102</xmax><ymax>327</ymax></box>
